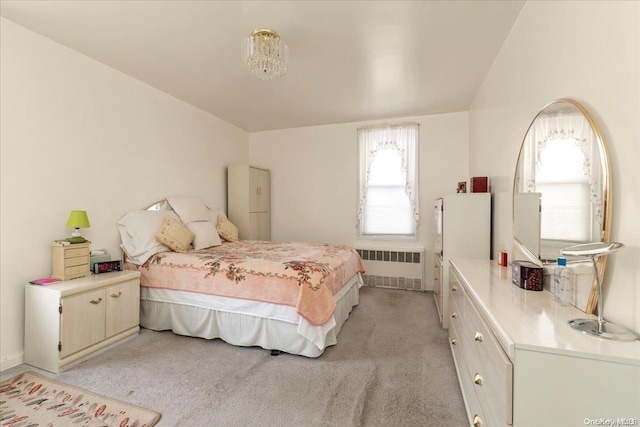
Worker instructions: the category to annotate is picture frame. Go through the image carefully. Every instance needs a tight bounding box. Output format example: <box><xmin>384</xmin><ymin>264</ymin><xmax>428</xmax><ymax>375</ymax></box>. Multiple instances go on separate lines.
<box><xmin>457</xmin><ymin>181</ymin><xmax>467</xmax><ymax>193</ymax></box>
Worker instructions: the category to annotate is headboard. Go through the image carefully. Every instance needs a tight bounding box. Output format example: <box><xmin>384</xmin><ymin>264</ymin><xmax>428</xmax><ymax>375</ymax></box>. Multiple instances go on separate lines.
<box><xmin>146</xmin><ymin>200</ymin><xmax>173</xmax><ymax>211</ymax></box>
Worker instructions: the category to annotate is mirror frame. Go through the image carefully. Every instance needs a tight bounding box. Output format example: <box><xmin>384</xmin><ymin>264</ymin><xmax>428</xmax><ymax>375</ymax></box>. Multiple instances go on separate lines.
<box><xmin>512</xmin><ymin>98</ymin><xmax>612</xmax><ymax>314</ymax></box>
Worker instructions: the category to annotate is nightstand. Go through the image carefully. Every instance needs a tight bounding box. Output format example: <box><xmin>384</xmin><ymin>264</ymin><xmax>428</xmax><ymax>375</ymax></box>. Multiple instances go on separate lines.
<box><xmin>51</xmin><ymin>241</ymin><xmax>90</xmax><ymax>280</ymax></box>
<box><xmin>24</xmin><ymin>270</ymin><xmax>141</xmax><ymax>373</ymax></box>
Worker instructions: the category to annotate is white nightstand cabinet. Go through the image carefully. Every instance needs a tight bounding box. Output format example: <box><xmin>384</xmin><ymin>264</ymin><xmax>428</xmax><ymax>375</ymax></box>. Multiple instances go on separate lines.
<box><xmin>25</xmin><ymin>270</ymin><xmax>141</xmax><ymax>373</ymax></box>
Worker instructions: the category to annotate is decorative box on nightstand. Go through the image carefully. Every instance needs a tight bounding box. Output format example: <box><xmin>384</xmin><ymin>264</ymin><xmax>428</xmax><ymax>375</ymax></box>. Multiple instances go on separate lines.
<box><xmin>52</xmin><ymin>240</ymin><xmax>90</xmax><ymax>280</ymax></box>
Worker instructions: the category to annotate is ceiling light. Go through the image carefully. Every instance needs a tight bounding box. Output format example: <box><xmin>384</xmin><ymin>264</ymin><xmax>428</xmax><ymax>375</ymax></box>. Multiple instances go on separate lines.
<box><xmin>244</xmin><ymin>29</ymin><xmax>288</xmax><ymax>81</ymax></box>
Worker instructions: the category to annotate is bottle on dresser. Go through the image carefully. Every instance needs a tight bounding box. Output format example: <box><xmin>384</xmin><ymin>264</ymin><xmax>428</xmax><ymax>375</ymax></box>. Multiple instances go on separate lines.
<box><xmin>554</xmin><ymin>257</ymin><xmax>573</xmax><ymax>306</ymax></box>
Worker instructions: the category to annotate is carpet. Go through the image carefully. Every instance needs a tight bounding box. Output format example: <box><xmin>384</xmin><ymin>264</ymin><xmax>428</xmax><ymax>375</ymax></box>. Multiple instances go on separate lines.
<box><xmin>0</xmin><ymin>371</ymin><xmax>160</xmax><ymax>427</ymax></box>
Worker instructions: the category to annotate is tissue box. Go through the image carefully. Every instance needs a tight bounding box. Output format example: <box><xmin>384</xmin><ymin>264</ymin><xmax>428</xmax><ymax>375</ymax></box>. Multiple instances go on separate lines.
<box><xmin>512</xmin><ymin>260</ymin><xmax>543</xmax><ymax>291</ymax></box>
<box><xmin>90</xmin><ymin>249</ymin><xmax>111</xmax><ymax>272</ymax></box>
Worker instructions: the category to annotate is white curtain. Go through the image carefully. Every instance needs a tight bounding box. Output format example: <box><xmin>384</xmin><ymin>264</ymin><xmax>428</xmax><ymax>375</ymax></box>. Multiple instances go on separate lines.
<box><xmin>357</xmin><ymin>123</ymin><xmax>419</xmax><ymax>234</ymax></box>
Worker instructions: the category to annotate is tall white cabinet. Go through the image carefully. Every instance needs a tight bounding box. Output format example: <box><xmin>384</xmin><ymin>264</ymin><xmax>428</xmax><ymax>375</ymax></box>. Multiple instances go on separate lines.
<box><xmin>434</xmin><ymin>193</ymin><xmax>491</xmax><ymax>328</ymax></box>
<box><xmin>228</xmin><ymin>164</ymin><xmax>270</xmax><ymax>240</ymax></box>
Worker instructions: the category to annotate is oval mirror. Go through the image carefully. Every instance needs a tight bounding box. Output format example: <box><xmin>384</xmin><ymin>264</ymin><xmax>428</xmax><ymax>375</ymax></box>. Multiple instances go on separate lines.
<box><xmin>512</xmin><ymin>99</ymin><xmax>611</xmax><ymax>314</ymax></box>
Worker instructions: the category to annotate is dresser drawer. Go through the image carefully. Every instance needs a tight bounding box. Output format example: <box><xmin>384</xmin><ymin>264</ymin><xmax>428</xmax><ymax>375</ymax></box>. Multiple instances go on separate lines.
<box><xmin>450</xmin><ymin>320</ymin><xmax>486</xmax><ymax>426</ymax></box>
<box><xmin>65</xmin><ymin>256</ymin><xmax>88</xmax><ymax>267</ymax></box>
<box><xmin>464</xmin><ymin>292</ymin><xmax>513</xmax><ymax>425</ymax></box>
<box><xmin>65</xmin><ymin>264</ymin><xmax>89</xmax><ymax>277</ymax></box>
<box><xmin>65</xmin><ymin>246</ymin><xmax>89</xmax><ymax>258</ymax></box>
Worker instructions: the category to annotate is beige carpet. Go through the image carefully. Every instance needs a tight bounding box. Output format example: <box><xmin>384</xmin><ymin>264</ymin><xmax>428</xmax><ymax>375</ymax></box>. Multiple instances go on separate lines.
<box><xmin>0</xmin><ymin>370</ymin><xmax>160</xmax><ymax>426</ymax></box>
<box><xmin>1</xmin><ymin>287</ymin><xmax>466</xmax><ymax>426</ymax></box>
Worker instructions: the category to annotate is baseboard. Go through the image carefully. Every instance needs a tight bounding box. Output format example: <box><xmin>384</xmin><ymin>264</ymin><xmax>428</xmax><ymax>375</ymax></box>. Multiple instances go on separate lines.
<box><xmin>0</xmin><ymin>352</ymin><xmax>24</xmax><ymax>372</ymax></box>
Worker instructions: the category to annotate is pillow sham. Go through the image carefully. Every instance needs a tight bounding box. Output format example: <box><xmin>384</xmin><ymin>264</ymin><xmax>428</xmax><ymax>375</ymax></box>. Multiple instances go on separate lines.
<box><xmin>216</xmin><ymin>215</ymin><xmax>239</xmax><ymax>242</ymax></box>
<box><xmin>117</xmin><ymin>210</ymin><xmax>179</xmax><ymax>264</ymax></box>
<box><xmin>167</xmin><ymin>196</ymin><xmax>209</xmax><ymax>224</ymax></box>
<box><xmin>156</xmin><ymin>216</ymin><xmax>195</xmax><ymax>253</ymax></box>
<box><xmin>187</xmin><ymin>221</ymin><xmax>222</xmax><ymax>250</ymax></box>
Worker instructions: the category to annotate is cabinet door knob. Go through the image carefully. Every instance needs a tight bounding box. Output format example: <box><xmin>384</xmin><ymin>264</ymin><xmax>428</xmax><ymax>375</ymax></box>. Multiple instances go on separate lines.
<box><xmin>89</xmin><ymin>298</ymin><xmax>103</xmax><ymax>305</ymax></box>
<box><xmin>474</xmin><ymin>331</ymin><xmax>484</xmax><ymax>342</ymax></box>
<box><xmin>450</xmin><ymin>338</ymin><xmax>457</xmax><ymax>345</ymax></box>
<box><xmin>473</xmin><ymin>415</ymin><xmax>483</xmax><ymax>427</ymax></box>
<box><xmin>473</xmin><ymin>373</ymin><xmax>484</xmax><ymax>386</ymax></box>
<box><xmin>111</xmin><ymin>291</ymin><xmax>122</xmax><ymax>298</ymax></box>
<box><xmin>451</xmin><ymin>286</ymin><xmax>457</xmax><ymax>292</ymax></box>
<box><xmin>451</xmin><ymin>312</ymin><xmax>458</xmax><ymax>319</ymax></box>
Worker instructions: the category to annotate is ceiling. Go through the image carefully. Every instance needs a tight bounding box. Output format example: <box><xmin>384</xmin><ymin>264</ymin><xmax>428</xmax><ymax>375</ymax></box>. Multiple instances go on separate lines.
<box><xmin>0</xmin><ymin>1</ymin><xmax>525</xmax><ymax>132</ymax></box>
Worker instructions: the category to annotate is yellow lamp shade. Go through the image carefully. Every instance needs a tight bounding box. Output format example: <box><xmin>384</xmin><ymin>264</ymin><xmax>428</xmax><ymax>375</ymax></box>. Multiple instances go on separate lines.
<box><xmin>66</xmin><ymin>210</ymin><xmax>90</xmax><ymax>229</ymax></box>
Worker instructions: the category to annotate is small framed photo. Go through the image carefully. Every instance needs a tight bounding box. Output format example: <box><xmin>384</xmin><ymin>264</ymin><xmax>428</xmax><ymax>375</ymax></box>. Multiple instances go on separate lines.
<box><xmin>457</xmin><ymin>181</ymin><xmax>467</xmax><ymax>193</ymax></box>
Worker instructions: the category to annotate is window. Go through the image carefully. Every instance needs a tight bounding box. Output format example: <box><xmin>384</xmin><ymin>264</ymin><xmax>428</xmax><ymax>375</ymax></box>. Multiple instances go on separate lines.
<box><xmin>357</xmin><ymin>123</ymin><xmax>419</xmax><ymax>238</ymax></box>
<box><xmin>536</xmin><ymin>138</ymin><xmax>592</xmax><ymax>242</ymax></box>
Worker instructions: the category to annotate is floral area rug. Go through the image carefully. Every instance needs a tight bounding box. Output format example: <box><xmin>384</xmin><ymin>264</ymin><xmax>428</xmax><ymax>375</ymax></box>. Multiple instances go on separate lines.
<box><xmin>0</xmin><ymin>371</ymin><xmax>160</xmax><ymax>426</ymax></box>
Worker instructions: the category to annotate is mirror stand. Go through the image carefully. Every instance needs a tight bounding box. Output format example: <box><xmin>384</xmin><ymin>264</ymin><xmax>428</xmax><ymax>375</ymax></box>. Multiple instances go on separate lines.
<box><xmin>561</xmin><ymin>243</ymin><xmax>638</xmax><ymax>341</ymax></box>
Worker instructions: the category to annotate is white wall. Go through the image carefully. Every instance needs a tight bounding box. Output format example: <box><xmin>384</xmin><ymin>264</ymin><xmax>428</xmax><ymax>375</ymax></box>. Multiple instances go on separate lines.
<box><xmin>469</xmin><ymin>1</ymin><xmax>639</xmax><ymax>333</ymax></box>
<box><xmin>249</xmin><ymin>112</ymin><xmax>470</xmax><ymax>288</ymax></box>
<box><xmin>0</xmin><ymin>18</ymin><xmax>249</xmax><ymax>369</ymax></box>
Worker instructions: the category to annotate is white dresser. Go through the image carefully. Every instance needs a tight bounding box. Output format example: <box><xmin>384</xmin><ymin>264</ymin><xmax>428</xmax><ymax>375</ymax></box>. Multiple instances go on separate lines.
<box><xmin>435</xmin><ymin>194</ymin><xmax>491</xmax><ymax>328</ymax></box>
<box><xmin>448</xmin><ymin>258</ymin><xmax>640</xmax><ymax>427</ymax></box>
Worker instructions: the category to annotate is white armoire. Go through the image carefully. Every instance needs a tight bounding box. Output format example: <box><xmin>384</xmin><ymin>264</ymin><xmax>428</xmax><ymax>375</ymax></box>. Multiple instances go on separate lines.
<box><xmin>227</xmin><ymin>164</ymin><xmax>270</xmax><ymax>240</ymax></box>
<box><xmin>434</xmin><ymin>193</ymin><xmax>491</xmax><ymax>328</ymax></box>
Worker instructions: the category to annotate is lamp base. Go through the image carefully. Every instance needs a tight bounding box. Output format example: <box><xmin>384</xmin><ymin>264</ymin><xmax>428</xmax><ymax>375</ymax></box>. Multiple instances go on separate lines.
<box><xmin>568</xmin><ymin>318</ymin><xmax>638</xmax><ymax>341</ymax></box>
<box><xmin>67</xmin><ymin>236</ymin><xmax>87</xmax><ymax>244</ymax></box>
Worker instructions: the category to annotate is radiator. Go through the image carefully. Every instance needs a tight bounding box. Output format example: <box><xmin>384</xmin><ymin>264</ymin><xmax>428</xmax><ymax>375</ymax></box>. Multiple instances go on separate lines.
<box><xmin>355</xmin><ymin>247</ymin><xmax>425</xmax><ymax>291</ymax></box>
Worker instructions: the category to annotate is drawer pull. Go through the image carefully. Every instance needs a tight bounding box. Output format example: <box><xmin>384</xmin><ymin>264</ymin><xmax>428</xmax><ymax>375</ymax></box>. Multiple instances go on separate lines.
<box><xmin>89</xmin><ymin>298</ymin><xmax>103</xmax><ymax>305</ymax></box>
<box><xmin>451</xmin><ymin>312</ymin><xmax>458</xmax><ymax>319</ymax></box>
<box><xmin>451</xmin><ymin>286</ymin><xmax>457</xmax><ymax>292</ymax></box>
<box><xmin>473</xmin><ymin>415</ymin><xmax>483</xmax><ymax>427</ymax></box>
<box><xmin>450</xmin><ymin>338</ymin><xmax>457</xmax><ymax>345</ymax></box>
<box><xmin>473</xmin><ymin>373</ymin><xmax>484</xmax><ymax>386</ymax></box>
<box><xmin>474</xmin><ymin>331</ymin><xmax>484</xmax><ymax>342</ymax></box>
<box><xmin>111</xmin><ymin>291</ymin><xmax>122</xmax><ymax>298</ymax></box>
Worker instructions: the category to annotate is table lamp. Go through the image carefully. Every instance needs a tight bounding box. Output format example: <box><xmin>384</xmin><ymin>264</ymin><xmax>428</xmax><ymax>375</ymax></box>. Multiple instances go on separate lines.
<box><xmin>560</xmin><ymin>242</ymin><xmax>637</xmax><ymax>341</ymax></box>
<box><xmin>66</xmin><ymin>210</ymin><xmax>90</xmax><ymax>243</ymax></box>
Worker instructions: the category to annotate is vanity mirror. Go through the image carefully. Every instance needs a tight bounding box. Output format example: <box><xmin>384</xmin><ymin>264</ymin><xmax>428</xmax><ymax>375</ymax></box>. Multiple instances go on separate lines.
<box><xmin>512</xmin><ymin>99</ymin><xmax>611</xmax><ymax>314</ymax></box>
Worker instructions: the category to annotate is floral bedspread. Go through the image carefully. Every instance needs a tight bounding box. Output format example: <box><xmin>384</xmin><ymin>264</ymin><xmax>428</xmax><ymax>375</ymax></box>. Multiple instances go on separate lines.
<box><xmin>128</xmin><ymin>241</ymin><xmax>365</xmax><ymax>326</ymax></box>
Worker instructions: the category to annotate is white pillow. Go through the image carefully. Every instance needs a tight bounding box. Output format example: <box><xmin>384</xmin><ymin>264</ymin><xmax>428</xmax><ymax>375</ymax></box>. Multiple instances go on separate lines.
<box><xmin>167</xmin><ymin>196</ymin><xmax>210</xmax><ymax>224</ymax></box>
<box><xmin>187</xmin><ymin>221</ymin><xmax>222</xmax><ymax>250</ymax></box>
<box><xmin>117</xmin><ymin>210</ymin><xmax>178</xmax><ymax>264</ymax></box>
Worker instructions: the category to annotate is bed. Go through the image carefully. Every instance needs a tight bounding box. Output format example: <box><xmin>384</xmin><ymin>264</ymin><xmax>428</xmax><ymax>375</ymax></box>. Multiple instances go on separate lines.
<box><xmin>118</xmin><ymin>197</ymin><xmax>365</xmax><ymax>357</ymax></box>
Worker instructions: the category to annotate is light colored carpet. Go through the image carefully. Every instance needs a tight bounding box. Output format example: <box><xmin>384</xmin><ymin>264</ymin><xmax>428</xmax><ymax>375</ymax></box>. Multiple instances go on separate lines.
<box><xmin>1</xmin><ymin>287</ymin><xmax>467</xmax><ymax>426</ymax></box>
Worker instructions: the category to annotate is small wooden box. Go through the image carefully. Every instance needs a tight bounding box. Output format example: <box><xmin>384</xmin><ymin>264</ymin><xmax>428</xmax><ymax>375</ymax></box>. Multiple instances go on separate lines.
<box><xmin>52</xmin><ymin>241</ymin><xmax>90</xmax><ymax>280</ymax></box>
<box><xmin>470</xmin><ymin>176</ymin><xmax>489</xmax><ymax>193</ymax></box>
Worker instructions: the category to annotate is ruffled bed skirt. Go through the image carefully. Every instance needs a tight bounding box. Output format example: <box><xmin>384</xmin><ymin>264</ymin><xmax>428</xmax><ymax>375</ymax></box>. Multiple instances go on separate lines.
<box><xmin>139</xmin><ymin>274</ymin><xmax>362</xmax><ymax>357</ymax></box>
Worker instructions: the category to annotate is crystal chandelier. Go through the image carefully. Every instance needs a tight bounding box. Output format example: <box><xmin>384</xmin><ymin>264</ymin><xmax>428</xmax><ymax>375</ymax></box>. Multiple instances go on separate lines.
<box><xmin>244</xmin><ymin>29</ymin><xmax>288</xmax><ymax>81</ymax></box>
